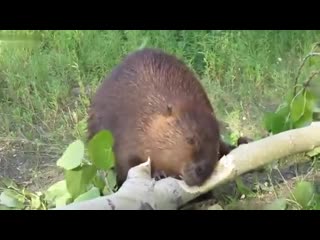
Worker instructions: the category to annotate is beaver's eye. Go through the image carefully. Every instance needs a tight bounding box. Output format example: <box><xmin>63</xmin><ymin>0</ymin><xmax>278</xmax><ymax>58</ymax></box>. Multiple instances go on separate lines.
<box><xmin>186</xmin><ymin>137</ymin><xmax>195</xmax><ymax>145</ymax></box>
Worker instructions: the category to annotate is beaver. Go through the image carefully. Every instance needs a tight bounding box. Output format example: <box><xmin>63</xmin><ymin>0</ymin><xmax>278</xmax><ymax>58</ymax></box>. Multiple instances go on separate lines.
<box><xmin>87</xmin><ymin>48</ymin><xmax>250</xmax><ymax>188</ymax></box>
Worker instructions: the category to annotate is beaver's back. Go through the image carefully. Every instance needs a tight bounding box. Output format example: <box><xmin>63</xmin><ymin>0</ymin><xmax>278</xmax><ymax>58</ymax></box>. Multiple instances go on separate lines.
<box><xmin>88</xmin><ymin>48</ymin><xmax>213</xmax><ymax>141</ymax></box>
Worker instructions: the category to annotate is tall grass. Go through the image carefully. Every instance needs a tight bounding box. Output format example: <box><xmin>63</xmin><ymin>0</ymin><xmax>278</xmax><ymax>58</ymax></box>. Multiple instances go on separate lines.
<box><xmin>1</xmin><ymin>30</ymin><xmax>319</xmax><ymax>146</ymax></box>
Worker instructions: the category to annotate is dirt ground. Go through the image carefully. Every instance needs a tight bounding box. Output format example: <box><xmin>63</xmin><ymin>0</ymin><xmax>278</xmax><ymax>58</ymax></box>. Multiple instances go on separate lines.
<box><xmin>1</xmin><ymin>136</ymin><xmax>319</xmax><ymax>210</ymax></box>
<box><xmin>0</xmin><ymin>139</ymin><xmax>64</xmax><ymax>192</ymax></box>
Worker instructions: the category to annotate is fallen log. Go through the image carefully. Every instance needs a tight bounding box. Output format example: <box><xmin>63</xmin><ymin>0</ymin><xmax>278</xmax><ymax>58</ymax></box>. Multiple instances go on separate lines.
<box><xmin>53</xmin><ymin>122</ymin><xmax>320</xmax><ymax>210</ymax></box>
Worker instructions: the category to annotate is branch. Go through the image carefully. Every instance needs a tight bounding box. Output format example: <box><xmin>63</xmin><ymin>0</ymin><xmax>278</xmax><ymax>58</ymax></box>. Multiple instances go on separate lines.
<box><xmin>293</xmin><ymin>51</ymin><xmax>320</xmax><ymax>96</ymax></box>
<box><xmin>52</xmin><ymin>122</ymin><xmax>320</xmax><ymax>210</ymax></box>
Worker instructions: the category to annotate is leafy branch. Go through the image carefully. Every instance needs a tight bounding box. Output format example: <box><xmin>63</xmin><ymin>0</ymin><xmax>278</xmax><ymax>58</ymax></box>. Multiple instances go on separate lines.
<box><xmin>264</xmin><ymin>42</ymin><xmax>320</xmax><ymax>134</ymax></box>
<box><xmin>0</xmin><ymin>130</ymin><xmax>117</xmax><ymax>209</ymax></box>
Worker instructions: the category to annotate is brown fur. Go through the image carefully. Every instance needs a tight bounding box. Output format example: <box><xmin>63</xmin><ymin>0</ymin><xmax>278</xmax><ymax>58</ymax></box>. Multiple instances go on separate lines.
<box><xmin>88</xmin><ymin>48</ymin><xmax>249</xmax><ymax>188</ymax></box>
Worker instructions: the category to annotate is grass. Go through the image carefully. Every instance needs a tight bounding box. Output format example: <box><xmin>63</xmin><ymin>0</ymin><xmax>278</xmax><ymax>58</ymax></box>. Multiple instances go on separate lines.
<box><xmin>1</xmin><ymin>30</ymin><xmax>320</xmax><ymax>209</ymax></box>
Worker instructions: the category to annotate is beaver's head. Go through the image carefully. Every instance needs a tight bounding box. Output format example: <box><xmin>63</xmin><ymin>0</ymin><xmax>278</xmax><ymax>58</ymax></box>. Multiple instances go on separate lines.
<box><xmin>146</xmin><ymin>103</ymin><xmax>221</xmax><ymax>186</ymax></box>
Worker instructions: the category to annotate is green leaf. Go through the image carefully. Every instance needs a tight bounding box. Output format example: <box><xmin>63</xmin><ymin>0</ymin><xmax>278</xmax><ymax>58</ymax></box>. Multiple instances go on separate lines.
<box><xmin>276</xmin><ymin>105</ymin><xmax>292</xmax><ymax>124</ymax></box>
<box><xmin>305</xmin><ymin>89</ymin><xmax>318</xmax><ymax>106</ymax></box>
<box><xmin>290</xmin><ymin>92</ymin><xmax>306</xmax><ymax>122</ymax></box>
<box><xmin>263</xmin><ymin>103</ymin><xmax>293</xmax><ymax>134</ymax></box>
<box><xmin>45</xmin><ymin>180</ymin><xmax>68</xmax><ymax>200</ymax></box>
<box><xmin>92</xmin><ymin>173</ymin><xmax>106</xmax><ymax>193</ymax></box>
<box><xmin>292</xmin><ymin>90</ymin><xmax>317</xmax><ymax>128</ymax></box>
<box><xmin>292</xmin><ymin>181</ymin><xmax>315</xmax><ymax>209</ymax></box>
<box><xmin>308</xmin><ymin>79</ymin><xmax>320</xmax><ymax>99</ymax></box>
<box><xmin>55</xmin><ymin>193</ymin><xmax>73</xmax><ymax>207</ymax></box>
<box><xmin>73</xmin><ymin>187</ymin><xmax>101</xmax><ymax>203</ymax></box>
<box><xmin>56</xmin><ymin>140</ymin><xmax>85</xmax><ymax>170</ymax></box>
<box><xmin>263</xmin><ymin>112</ymin><xmax>277</xmax><ymax>132</ymax></box>
<box><xmin>104</xmin><ymin>170</ymin><xmax>117</xmax><ymax>195</ymax></box>
<box><xmin>293</xmin><ymin>108</ymin><xmax>313</xmax><ymax>128</ymax></box>
<box><xmin>45</xmin><ymin>180</ymin><xmax>72</xmax><ymax>207</ymax></box>
<box><xmin>229</xmin><ymin>132</ymin><xmax>240</xmax><ymax>146</ymax></box>
<box><xmin>0</xmin><ymin>190</ymin><xmax>25</xmax><ymax>209</ymax></box>
<box><xmin>264</xmin><ymin>198</ymin><xmax>287</xmax><ymax>210</ymax></box>
<box><xmin>30</xmin><ymin>195</ymin><xmax>41</xmax><ymax>209</ymax></box>
<box><xmin>65</xmin><ymin>165</ymin><xmax>97</xmax><ymax>199</ymax></box>
<box><xmin>306</xmin><ymin>146</ymin><xmax>320</xmax><ymax>157</ymax></box>
<box><xmin>88</xmin><ymin>130</ymin><xmax>115</xmax><ymax>170</ymax></box>
<box><xmin>263</xmin><ymin>108</ymin><xmax>292</xmax><ymax>134</ymax></box>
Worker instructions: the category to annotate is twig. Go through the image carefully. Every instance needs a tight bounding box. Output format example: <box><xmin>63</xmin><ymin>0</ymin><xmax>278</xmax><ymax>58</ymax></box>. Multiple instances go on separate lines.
<box><xmin>303</xmin><ymin>70</ymin><xmax>320</xmax><ymax>88</ymax></box>
<box><xmin>293</xmin><ymin>52</ymin><xmax>320</xmax><ymax>96</ymax></box>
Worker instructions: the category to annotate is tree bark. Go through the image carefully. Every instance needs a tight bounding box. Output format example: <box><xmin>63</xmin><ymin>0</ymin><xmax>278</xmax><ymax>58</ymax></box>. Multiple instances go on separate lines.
<box><xmin>52</xmin><ymin>122</ymin><xmax>320</xmax><ymax>210</ymax></box>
